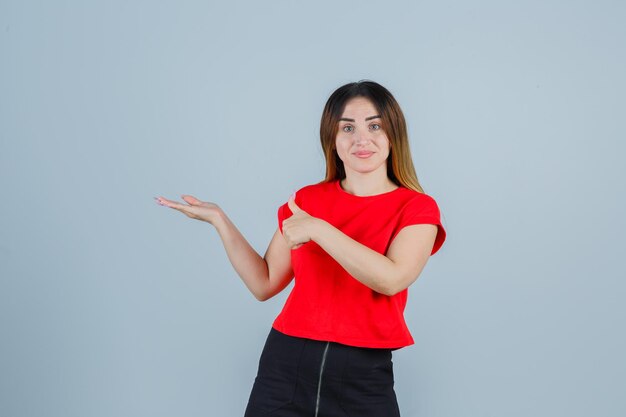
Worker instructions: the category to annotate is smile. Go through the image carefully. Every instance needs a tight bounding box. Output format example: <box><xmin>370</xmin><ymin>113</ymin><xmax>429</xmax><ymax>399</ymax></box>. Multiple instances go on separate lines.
<box><xmin>353</xmin><ymin>151</ymin><xmax>374</xmax><ymax>158</ymax></box>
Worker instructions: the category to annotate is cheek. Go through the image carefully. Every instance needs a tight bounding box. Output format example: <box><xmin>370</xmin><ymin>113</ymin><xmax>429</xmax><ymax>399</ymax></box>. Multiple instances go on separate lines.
<box><xmin>334</xmin><ymin>139</ymin><xmax>349</xmax><ymax>158</ymax></box>
<box><xmin>375</xmin><ymin>135</ymin><xmax>390</xmax><ymax>150</ymax></box>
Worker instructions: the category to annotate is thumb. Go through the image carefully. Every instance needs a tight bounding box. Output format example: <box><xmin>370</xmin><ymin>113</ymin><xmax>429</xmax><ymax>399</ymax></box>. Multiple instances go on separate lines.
<box><xmin>287</xmin><ymin>193</ymin><xmax>302</xmax><ymax>213</ymax></box>
<box><xmin>181</xmin><ymin>195</ymin><xmax>203</xmax><ymax>205</ymax></box>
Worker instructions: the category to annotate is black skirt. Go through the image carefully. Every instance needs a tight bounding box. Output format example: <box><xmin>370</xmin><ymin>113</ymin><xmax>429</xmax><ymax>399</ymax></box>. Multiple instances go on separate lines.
<box><xmin>244</xmin><ymin>328</ymin><xmax>401</xmax><ymax>417</ymax></box>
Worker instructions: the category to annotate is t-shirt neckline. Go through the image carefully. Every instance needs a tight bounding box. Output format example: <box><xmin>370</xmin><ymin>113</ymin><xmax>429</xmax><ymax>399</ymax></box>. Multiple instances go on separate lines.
<box><xmin>334</xmin><ymin>179</ymin><xmax>402</xmax><ymax>198</ymax></box>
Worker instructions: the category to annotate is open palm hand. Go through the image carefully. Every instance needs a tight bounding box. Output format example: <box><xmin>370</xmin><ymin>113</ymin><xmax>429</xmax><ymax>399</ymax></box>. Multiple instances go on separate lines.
<box><xmin>155</xmin><ymin>195</ymin><xmax>223</xmax><ymax>225</ymax></box>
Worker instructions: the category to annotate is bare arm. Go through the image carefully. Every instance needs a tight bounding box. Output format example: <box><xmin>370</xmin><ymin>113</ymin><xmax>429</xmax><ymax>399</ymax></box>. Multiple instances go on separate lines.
<box><xmin>156</xmin><ymin>195</ymin><xmax>294</xmax><ymax>301</ymax></box>
<box><xmin>311</xmin><ymin>221</ymin><xmax>437</xmax><ymax>296</ymax></box>
<box><xmin>214</xmin><ymin>213</ymin><xmax>294</xmax><ymax>301</ymax></box>
<box><xmin>282</xmin><ymin>195</ymin><xmax>437</xmax><ymax>296</ymax></box>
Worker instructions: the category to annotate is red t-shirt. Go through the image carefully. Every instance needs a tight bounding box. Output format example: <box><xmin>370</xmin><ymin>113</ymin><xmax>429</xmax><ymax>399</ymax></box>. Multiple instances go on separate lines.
<box><xmin>272</xmin><ymin>179</ymin><xmax>446</xmax><ymax>349</ymax></box>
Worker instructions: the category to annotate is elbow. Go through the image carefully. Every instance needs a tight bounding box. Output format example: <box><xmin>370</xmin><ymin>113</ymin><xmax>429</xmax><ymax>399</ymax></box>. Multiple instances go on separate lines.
<box><xmin>383</xmin><ymin>289</ymin><xmax>398</xmax><ymax>297</ymax></box>
<box><xmin>378</xmin><ymin>277</ymin><xmax>414</xmax><ymax>297</ymax></box>
<box><xmin>375</xmin><ymin>282</ymin><xmax>399</xmax><ymax>297</ymax></box>
<box><xmin>254</xmin><ymin>285</ymin><xmax>277</xmax><ymax>302</ymax></box>
<box><xmin>251</xmin><ymin>273</ymin><xmax>274</xmax><ymax>302</ymax></box>
<box><xmin>254</xmin><ymin>291</ymin><xmax>271</xmax><ymax>302</ymax></box>
<box><xmin>379</xmin><ymin>286</ymin><xmax>402</xmax><ymax>297</ymax></box>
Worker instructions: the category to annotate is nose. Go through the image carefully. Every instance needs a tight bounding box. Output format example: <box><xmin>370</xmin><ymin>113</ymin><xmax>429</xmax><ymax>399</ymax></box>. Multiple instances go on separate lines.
<box><xmin>354</xmin><ymin>130</ymin><xmax>371</xmax><ymax>145</ymax></box>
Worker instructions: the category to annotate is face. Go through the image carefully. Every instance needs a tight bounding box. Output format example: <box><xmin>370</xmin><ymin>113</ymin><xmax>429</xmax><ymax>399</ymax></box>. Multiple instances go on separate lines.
<box><xmin>335</xmin><ymin>97</ymin><xmax>391</xmax><ymax>177</ymax></box>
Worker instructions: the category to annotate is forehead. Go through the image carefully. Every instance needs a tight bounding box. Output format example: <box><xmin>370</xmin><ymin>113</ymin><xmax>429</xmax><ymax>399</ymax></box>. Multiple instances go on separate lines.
<box><xmin>340</xmin><ymin>97</ymin><xmax>378</xmax><ymax>118</ymax></box>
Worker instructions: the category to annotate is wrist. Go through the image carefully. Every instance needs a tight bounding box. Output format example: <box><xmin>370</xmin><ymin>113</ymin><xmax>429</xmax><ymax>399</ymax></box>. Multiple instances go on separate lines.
<box><xmin>211</xmin><ymin>208</ymin><xmax>229</xmax><ymax>231</ymax></box>
<box><xmin>311</xmin><ymin>218</ymin><xmax>329</xmax><ymax>242</ymax></box>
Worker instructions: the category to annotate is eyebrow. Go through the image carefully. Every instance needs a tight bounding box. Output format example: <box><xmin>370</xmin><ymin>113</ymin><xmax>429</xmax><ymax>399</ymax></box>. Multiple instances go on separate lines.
<box><xmin>339</xmin><ymin>115</ymin><xmax>381</xmax><ymax>122</ymax></box>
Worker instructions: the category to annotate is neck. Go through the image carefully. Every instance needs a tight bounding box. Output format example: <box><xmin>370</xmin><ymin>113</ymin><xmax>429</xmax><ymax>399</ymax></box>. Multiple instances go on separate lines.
<box><xmin>340</xmin><ymin>171</ymin><xmax>397</xmax><ymax>197</ymax></box>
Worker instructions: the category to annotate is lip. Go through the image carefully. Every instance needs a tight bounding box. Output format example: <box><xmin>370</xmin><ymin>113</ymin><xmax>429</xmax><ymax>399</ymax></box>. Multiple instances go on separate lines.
<box><xmin>353</xmin><ymin>151</ymin><xmax>374</xmax><ymax>158</ymax></box>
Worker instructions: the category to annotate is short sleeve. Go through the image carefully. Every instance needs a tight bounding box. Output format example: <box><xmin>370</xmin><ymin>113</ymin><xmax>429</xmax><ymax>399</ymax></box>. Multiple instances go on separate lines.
<box><xmin>395</xmin><ymin>195</ymin><xmax>447</xmax><ymax>256</ymax></box>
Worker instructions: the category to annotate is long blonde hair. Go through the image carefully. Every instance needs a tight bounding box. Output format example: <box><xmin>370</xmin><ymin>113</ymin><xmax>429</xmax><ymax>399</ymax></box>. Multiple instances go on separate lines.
<box><xmin>319</xmin><ymin>80</ymin><xmax>425</xmax><ymax>193</ymax></box>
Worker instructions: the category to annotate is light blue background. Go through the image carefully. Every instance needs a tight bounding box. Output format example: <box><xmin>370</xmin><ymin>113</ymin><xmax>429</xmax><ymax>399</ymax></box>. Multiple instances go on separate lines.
<box><xmin>1</xmin><ymin>1</ymin><xmax>625</xmax><ymax>416</ymax></box>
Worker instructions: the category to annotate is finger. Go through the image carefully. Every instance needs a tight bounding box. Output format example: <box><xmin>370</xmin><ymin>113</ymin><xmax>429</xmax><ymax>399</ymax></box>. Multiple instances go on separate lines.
<box><xmin>155</xmin><ymin>196</ymin><xmax>189</xmax><ymax>211</ymax></box>
<box><xmin>155</xmin><ymin>196</ymin><xmax>173</xmax><ymax>207</ymax></box>
<box><xmin>287</xmin><ymin>194</ymin><xmax>301</xmax><ymax>213</ymax></box>
<box><xmin>181</xmin><ymin>195</ymin><xmax>203</xmax><ymax>206</ymax></box>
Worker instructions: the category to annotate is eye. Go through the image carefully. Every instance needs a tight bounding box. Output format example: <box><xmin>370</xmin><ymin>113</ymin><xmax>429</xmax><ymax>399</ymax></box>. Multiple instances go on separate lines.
<box><xmin>370</xmin><ymin>123</ymin><xmax>381</xmax><ymax>131</ymax></box>
<box><xmin>342</xmin><ymin>125</ymin><xmax>354</xmax><ymax>133</ymax></box>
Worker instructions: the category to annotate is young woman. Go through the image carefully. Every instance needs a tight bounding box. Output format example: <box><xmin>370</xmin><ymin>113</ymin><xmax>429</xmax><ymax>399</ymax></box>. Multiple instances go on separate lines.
<box><xmin>155</xmin><ymin>80</ymin><xmax>446</xmax><ymax>416</ymax></box>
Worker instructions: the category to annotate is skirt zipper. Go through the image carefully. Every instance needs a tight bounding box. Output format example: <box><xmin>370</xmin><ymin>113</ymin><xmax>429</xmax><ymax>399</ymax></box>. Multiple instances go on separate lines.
<box><xmin>315</xmin><ymin>341</ymin><xmax>331</xmax><ymax>417</ymax></box>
